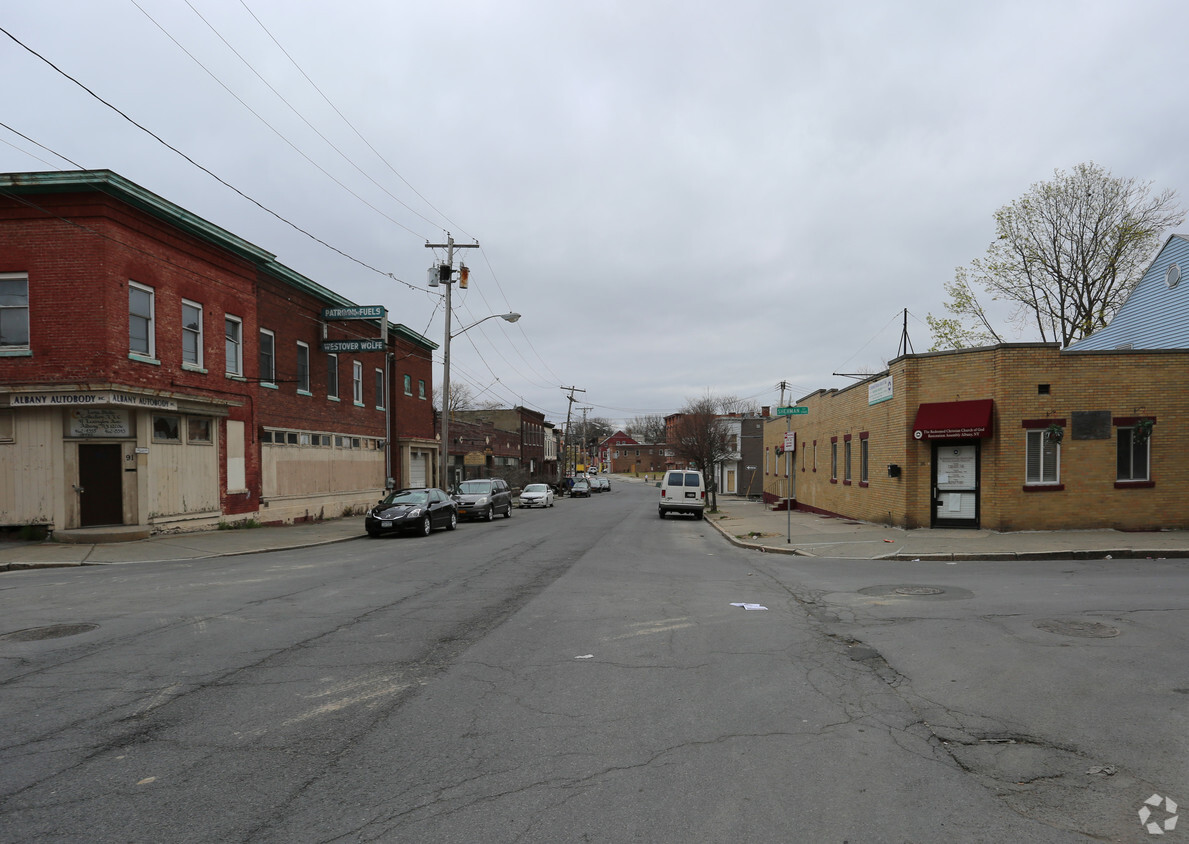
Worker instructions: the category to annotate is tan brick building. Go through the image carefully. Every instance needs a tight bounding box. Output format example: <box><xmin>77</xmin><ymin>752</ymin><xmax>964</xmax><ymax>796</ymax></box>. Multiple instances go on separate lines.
<box><xmin>764</xmin><ymin>343</ymin><xmax>1188</xmax><ymax>531</ymax></box>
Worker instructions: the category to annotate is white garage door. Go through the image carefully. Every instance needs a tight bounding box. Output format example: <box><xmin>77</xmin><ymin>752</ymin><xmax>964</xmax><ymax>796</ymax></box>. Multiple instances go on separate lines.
<box><xmin>409</xmin><ymin>450</ymin><xmax>427</xmax><ymax>488</ymax></box>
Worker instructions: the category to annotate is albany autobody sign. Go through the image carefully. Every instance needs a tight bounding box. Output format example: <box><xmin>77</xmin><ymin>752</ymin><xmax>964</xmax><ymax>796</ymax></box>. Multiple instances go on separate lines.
<box><xmin>8</xmin><ymin>391</ymin><xmax>177</xmax><ymax>410</ymax></box>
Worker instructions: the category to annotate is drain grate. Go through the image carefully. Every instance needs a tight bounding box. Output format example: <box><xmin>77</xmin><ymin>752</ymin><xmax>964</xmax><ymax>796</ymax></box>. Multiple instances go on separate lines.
<box><xmin>0</xmin><ymin>623</ymin><xmax>98</xmax><ymax>642</ymax></box>
<box><xmin>1033</xmin><ymin>619</ymin><xmax>1120</xmax><ymax>639</ymax></box>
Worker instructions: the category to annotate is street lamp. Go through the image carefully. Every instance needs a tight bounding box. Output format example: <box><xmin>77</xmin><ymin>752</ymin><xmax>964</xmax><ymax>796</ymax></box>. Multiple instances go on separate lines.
<box><xmin>440</xmin><ymin>310</ymin><xmax>520</xmax><ymax>491</ymax></box>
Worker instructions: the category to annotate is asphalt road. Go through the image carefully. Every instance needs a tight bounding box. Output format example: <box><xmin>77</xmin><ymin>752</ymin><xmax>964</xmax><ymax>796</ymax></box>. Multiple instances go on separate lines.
<box><xmin>1</xmin><ymin>482</ymin><xmax>1184</xmax><ymax>842</ymax></box>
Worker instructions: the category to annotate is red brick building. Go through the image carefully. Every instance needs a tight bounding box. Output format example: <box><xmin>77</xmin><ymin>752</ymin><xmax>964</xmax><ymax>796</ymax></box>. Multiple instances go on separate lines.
<box><xmin>0</xmin><ymin>170</ymin><xmax>435</xmax><ymax>533</ymax></box>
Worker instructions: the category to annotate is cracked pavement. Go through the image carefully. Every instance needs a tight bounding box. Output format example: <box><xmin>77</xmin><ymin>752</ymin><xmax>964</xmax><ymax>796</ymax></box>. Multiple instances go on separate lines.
<box><xmin>2</xmin><ymin>484</ymin><xmax>1181</xmax><ymax>841</ymax></box>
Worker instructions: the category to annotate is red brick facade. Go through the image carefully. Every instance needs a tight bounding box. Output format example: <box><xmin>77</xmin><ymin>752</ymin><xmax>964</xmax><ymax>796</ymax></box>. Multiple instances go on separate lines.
<box><xmin>0</xmin><ymin>170</ymin><xmax>436</xmax><ymax>531</ymax></box>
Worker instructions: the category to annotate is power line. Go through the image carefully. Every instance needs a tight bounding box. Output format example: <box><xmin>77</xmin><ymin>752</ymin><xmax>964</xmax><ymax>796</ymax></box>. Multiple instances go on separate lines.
<box><xmin>237</xmin><ymin>0</ymin><xmax>468</xmax><ymax>238</ymax></box>
<box><xmin>0</xmin><ymin>24</ymin><xmax>423</xmax><ymax>293</ymax></box>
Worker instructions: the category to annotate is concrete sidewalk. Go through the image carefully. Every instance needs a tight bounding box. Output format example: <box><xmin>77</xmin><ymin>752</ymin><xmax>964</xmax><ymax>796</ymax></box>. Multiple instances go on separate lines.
<box><xmin>0</xmin><ymin>517</ymin><xmax>366</xmax><ymax>572</ymax></box>
<box><xmin>705</xmin><ymin>494</ymin><xmax>1189</xmax><ymax>561</ymax></box>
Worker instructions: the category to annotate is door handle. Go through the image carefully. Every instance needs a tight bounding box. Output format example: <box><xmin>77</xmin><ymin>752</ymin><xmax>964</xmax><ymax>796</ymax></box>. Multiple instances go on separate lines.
<box><xmin>73</xmin><ymin>485</ymin><xmax>85</xmax><ymax>494</ymax></box>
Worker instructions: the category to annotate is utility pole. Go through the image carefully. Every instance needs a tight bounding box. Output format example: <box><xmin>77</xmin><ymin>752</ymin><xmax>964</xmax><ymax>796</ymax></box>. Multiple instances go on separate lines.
<box><xmin>579</xmin><ymin>406</ymin><xmax>592</xmax><ymax>470</ymax></box>
<box><xmin>560</xmin><ymin>386</ymin><xmax>584</xmax><ymax>479</ymax></box>
<box><xmin>426</xmin><ymin>233</ymin><xmax>479</xmax><ymax>491</ymax></box>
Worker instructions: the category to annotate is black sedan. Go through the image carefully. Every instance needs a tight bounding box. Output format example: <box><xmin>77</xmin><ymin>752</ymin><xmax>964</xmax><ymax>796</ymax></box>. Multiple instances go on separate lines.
<box><xmin>365</xmin><ymin>488</ymin><xmax>457</xmax><ymax>537</ymax></box>
<box><xmin>570</xmin><ymin>477</ymin><xmax>593</xmax><ymax>498</ymax></box>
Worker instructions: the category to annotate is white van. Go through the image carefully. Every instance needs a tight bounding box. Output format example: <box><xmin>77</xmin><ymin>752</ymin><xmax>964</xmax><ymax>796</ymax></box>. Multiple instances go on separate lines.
<box><xmin>658</xmin><ymin>469</ymin><xmax>706</xmax><ymax>519</ymax></box>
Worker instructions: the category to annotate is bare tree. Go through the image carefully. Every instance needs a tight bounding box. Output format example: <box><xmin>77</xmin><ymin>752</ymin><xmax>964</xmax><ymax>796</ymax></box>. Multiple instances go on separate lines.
<box><xmin>433</xmin><ymin>382</ymin><xmax>477</xmax><ymax>417</ymax></box>
<box><xmin>625</xmin><ymin>414</ymin><xmax>666</xmax><ymax>444</ymax></box>
<box><xmin>670</xmin><ymin>394</ymin><xmax>733</xmax><ymax>511</ymax></box>
<box><xmin>929</xmin><ymin>162</ymin><xmax>1184</xmax><ymax>350</ymax></box>
<box><xmin>718</xmin><ymin>395</ymin><xmax>761</xmax><ymax>416</ymax></box>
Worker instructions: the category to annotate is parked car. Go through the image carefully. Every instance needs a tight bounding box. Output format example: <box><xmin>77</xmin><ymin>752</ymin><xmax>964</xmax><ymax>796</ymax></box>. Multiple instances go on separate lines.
<box><xmin>366</xmin><ymin>488</ymin><xmax>457</xmax><ymax>537</ymax></box>
<box><xmin>519</xmin><ymin>483</ymin><xmax>555</xmax><ymax>508</ymax></box>
<box><xmin>570</xmin><ymin>477</ymin><xmax>593</xmax><ymax>498</ymax></box>
<box><xmin>658</xmin><ymin>469</ymin><xmax>706</xmax><ymax>519</ymax></box>
<box><xmin>452</xmin><ymin>477</ymin><xmax>513</xmax><ymax>521</ymax></box>
<box><xmin>595</xmin><ymin>476</ymin><xmax>610</xmax><ymax>492</ymax></box>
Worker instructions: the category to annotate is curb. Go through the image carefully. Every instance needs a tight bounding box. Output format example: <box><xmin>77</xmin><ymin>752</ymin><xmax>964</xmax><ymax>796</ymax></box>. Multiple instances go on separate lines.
<box><xmin>0</xmin><ymin>533</ymin><xmax>366</xmax><ymax>573</ymax></box>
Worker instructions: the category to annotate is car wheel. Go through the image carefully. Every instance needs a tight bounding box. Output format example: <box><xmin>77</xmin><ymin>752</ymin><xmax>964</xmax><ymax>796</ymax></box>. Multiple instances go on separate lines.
<box><xmin>504</xmin><ymin>503</ymin><xmax>512</xmax><ymax>518</ymax></box>
<box><xmin>367</xmin><ymin>529</ymin><xmax>381</xmax><ymax>537</ymax></box>
<box><xmin>447</xmin><ymin>511</ymin><xmax>457</xmax><ymax>530</ymax></box>
<box><xmin>420</xmin><ymin>515</ymin><xmax>432</xmax><ymax>536</ymax></box>
<box><xmin>658</xmin><ymin>508</ymin><xmax>666</xmax><ymax>519</ymax></box>
<box><xmin>485</xmin><ymin>505</ymin><xmax>494</xmax><ymax>522</ymax></box>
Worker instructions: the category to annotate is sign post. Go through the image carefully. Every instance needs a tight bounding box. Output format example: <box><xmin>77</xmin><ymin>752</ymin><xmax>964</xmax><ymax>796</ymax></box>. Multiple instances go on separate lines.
<box><xmin>775</xmin><ymin>407</ymin><xmax>806</xmax><ymax>540</ymax></box>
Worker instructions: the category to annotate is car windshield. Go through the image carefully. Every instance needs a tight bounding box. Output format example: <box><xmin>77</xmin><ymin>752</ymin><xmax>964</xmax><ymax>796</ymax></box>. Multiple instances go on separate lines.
<box><xmin>574</xmin><ymin>479</ymin><xmax>589</xmax><ymax>486</ymax></box>
<box><xmin>381</xmin><ymin>490</ymin><xmax>428</xmax><ymax>506</ymax></box>
<box><xmin>457</xmin><ymin>480</ymin><xmax>493</xmax><ymax>494</ymax></box>
<box><xmin>524</xmin><ymin>484</ymin><xmax>547</xmax><ymax>493</ymax></box>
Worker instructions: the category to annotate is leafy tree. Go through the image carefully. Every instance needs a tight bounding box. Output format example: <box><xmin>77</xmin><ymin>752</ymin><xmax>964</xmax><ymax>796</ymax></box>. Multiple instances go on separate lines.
<box><xmin>669</xmin><ymin>394</ymin><xmax>734</xmax><ymax>510</ymax></box>
<box><xmin>929</xmin><ymin>162</ymin><xmax>1184</xmax><ymax>350</ymax></box>
<box><xmin>625</xmin><ymin>414</ymin><xmax>666</xmax><ymax>444</ymax></box>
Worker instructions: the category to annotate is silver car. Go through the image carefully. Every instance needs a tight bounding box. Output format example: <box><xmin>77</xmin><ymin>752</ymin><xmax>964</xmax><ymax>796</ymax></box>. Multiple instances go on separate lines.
<box><xmin>518</xmin><ymin>483</ymin><xmax>555</xmax><ymax>508</ymax></box>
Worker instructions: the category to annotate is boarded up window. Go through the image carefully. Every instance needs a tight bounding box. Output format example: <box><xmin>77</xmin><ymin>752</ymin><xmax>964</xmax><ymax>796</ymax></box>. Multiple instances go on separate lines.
<box><xmin>226</xmin><ymin>420</ymin><xmax>246</xmax><ymax>491</ymax></box>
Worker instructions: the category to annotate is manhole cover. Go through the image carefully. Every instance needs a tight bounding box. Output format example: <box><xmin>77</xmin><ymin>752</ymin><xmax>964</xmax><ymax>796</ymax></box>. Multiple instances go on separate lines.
<box><xmin>1034</xmin><ymin>619</ymin><xmax>1120</xmax><ymax>639</ymax></box>
<box><xmin>858</xmin><ymin>584</ymin><xmax>973</xmax><ymax>601</ymax></box>
<box><xmin>0</xmin><ymin>623</ymin><xmax>98</xmax><ymax>642</ymax></box>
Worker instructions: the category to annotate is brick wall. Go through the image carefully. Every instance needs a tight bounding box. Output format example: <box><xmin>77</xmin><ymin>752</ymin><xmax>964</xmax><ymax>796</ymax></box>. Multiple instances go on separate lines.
<box><xmin>764</xmin><ymin>344</ymin><xmax>1189</xmax><ymax>531</ymax></box>
<box><xmin>0</xmin><ymin>192</ymin><xmax>263</xmax><ymax>516</ymax></box>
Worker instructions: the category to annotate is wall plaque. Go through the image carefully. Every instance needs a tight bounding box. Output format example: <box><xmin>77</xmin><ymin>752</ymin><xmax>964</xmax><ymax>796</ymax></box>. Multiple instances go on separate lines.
<box><xmin>1071</xmin><ymin>410</ymin><xmax>1112</xmax><ymax>440</ymax></box>
<box><xmin>69</xmin><ymin>407</ymin><xmax>132</xmax><ymax>438</ymax></box>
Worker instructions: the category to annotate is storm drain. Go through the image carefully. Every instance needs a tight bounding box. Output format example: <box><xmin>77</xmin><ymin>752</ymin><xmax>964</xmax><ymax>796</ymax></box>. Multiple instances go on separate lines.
<box><xmin>1033</xmin><ymin>619</ymin><xmax>1120</xmax><ymax>639</ymax></box>
<box><xmin>0</xmin><ymin>623</ymin><xmax>98</xmax><ymax>642</ymax></box>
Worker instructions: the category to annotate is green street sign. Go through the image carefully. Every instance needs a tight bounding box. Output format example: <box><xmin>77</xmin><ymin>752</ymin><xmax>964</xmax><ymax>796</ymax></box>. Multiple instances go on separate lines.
<box><xmin>776</xmin><ymin>406</ymin><xmax>808</xmax><ymax>416</ymax></box>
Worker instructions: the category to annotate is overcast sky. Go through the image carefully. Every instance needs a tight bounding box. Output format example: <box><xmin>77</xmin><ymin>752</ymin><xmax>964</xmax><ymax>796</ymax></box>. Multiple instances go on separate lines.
<box><xmin>4</xmin><ymin>1</ymin><xmax>1187</xmax><ymax>428</ymax></box>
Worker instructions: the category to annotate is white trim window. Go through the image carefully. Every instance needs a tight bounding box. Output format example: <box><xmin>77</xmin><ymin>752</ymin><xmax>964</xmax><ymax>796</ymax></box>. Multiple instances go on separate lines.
<box><xmin>1117</xmin><ymin>426</ymin><xmax>1150</xmax><ymax>482</ymax></box>
<box><xmin>296</xmin><ymin>342</ymin><xmax>310</xmax><ymax>393</ymax></box>
<box><xmin>353</xmin><ymin>360</ymin><xmax>364</xmax><ymax>404</ymax></box>
<box><xmin>129</xmin><ymin>281</ymin><xmax>155</xmax><ymax>358</ymax></box>
<box><xmin>225</xmin><ymin>315</ymin><xmax>243</xmax><ymax>376</ymax></box>
<box><xmin>1025</xmin><ymin>430</ymin><xmax>1060</xmax><ymax>484</ymax></box>
<box><xmin>181</xmin><ymin>300</ymin><xmax>203</xmax><ymax>368</ymax></box>
<box><xmin>259</xmin><ymin>328</ymin><xmax>276</xmax><ymax>385</ymax></box>
<box><xmin>327</xmin><ymin>353</ymin><xmax>339</xmax><ymax>399</ymax></box>
<box><xmin>0</xmin><ymin>273</ymin><xmax>30</xmax><ymax>349</ymax></box>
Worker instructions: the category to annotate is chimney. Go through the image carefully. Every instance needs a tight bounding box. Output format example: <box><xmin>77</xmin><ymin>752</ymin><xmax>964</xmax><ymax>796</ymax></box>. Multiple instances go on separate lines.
<box><xmin>761</xmin><ymin>406</ymin><xmax>770</xmax><ymax>417</ymax></box>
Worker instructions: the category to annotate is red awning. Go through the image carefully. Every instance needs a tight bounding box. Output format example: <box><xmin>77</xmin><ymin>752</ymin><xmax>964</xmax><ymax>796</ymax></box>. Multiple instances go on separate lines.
<box><xmin>912</xmin><ymin>399</ymin><xmax>994</xmax><ymax>440</ymax></box>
